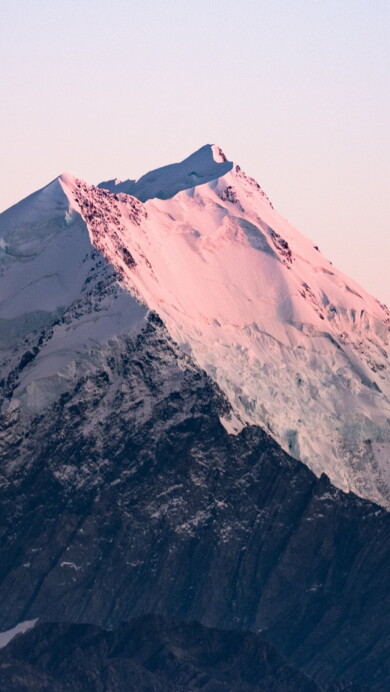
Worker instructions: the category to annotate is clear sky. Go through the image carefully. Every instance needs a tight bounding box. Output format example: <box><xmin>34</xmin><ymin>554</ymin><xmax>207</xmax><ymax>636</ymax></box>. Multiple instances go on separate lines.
<box><xmin>1</xmin><ymin>0</ymin><xmax>389</xmax><ymax>305</ymax></box>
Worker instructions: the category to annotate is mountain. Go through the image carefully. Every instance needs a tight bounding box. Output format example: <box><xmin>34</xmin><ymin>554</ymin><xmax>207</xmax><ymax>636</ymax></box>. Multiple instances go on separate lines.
<box><xmin>0</xmin><ymin>145</ymin><xmax>389</xmax><ymax>689</ymax></box>
<box><xmin>0</xmin><ymin>615</ymin><xmax>326</xmax><ymax>691</ymax></box>
<box><xmin>99</xmin><ymin>143</ymin><xmax>233</xmax><ymax>200</ymax></box>
<box><xmin>0</xmin><ymin>617</ymin><xmax>370</xmax><ymax>692</ymax></box>
<box><xmin>1</xmin><ymin>145</ymin><xmax>389</xmax><ymax>506</ymax></box>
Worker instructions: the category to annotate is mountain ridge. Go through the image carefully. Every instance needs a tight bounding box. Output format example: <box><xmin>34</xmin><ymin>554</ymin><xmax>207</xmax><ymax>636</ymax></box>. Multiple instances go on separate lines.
<box><xmin>1</xmin><ymin>145</ymin><xmax>389</xmax><ymax>506</ymax></box>
<box><xmin>0</xmin><ymin>615</ymin><xmax>367</xmax><ymax>691</ymax></box>
<box><xmin>0</xmin><ymin>311</ymin><xmax>388</xmax><ymax>688</ymax></box>
<box><xmin>98</xmin><ymin>143</ymin><xmax>234</xmax><ymax>201</ymax></box>
<box><xmin>0</xmin><ymin>150</ymin><xmax>389</xmax><ymax>689</ymax></box>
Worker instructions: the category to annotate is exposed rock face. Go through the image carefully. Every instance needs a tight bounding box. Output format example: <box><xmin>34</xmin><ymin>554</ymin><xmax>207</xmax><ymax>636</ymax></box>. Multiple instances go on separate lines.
<box><xmin>0</xmin><ymin>615</ymin><xmax>366</xmax><ymax>692</ymax></box>
<box><xmin>0</xmin><ymin>315</ymin><xmax>389</xmax><ymax>689</ymax></box>
<box><xmin>0</xmin><ymin>616</ymin><xmax>312</xmax><ymax>691</ymax></box>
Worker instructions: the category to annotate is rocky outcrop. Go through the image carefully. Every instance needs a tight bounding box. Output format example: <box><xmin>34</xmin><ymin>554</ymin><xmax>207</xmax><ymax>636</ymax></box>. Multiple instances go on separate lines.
<box><xmin>0</xmin><ymin>315</ymin><xmax>389</xmax><ymax>689</ymax></box>
<box><xmin>0</xmin><ymin>615</ymin><xmax>365</xmax><ymax>691</ymax></box>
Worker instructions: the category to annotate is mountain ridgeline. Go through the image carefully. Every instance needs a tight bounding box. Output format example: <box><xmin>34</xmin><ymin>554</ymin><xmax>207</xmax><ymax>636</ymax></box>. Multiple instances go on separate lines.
<box><xmin>0</xmin><ymin>145</ymin><xmax>389</xmax><ymax>689</ymax></box>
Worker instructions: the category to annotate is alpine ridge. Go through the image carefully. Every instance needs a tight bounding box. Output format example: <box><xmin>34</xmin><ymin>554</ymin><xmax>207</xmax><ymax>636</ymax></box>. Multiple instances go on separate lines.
<box><xmin>0</xmin><ymin>145</ymin><xmax>389</xmax><ymax>689</ymax></box>
<box><xmin>2</xmin><ymin>144</ymin><xmax>388</xmax><ymax>505</ymax></box>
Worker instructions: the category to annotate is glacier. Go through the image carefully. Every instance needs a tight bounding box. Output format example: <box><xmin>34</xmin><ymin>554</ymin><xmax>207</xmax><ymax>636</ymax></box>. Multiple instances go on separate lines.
<box><xmin>1</xmin><ymin>144</ymin><xmax>389</xmax><ymax>507</ymax></box>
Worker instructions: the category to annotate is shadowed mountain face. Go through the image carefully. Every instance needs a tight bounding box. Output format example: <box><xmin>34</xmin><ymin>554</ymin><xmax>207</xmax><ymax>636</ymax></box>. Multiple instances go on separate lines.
<box><xmin>0</xmin><ymin>315</ymin><xmax>389</xmax><ymax>689</ymax></box>
<box><xmin>0</xmin><ymin>615</ymin><xmax>367</xmax><ymax>692</ymax></box>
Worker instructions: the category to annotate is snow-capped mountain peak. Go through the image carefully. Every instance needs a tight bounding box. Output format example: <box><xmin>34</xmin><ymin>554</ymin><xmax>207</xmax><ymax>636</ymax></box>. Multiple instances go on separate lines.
<box><xmin>1</xmin><ymin>147</ymin><xmax>389</xmax><ymax>507</ymax></box>
<box><xmin>88</xmin><ymin>153</ymin><xmax>390</xmax><ymax>507</ymax></box>
<box><xmin>98</xmin><ymin>143</ymin><xmax>233</xmax><ymax>201</ymax></box>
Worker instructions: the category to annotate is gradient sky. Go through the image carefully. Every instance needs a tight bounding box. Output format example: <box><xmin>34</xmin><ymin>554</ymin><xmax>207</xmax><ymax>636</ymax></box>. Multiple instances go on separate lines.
<box><xmin>1</xmin><ymin>0</ymin><xmax>389</xmax><ymax>305</ymax></box>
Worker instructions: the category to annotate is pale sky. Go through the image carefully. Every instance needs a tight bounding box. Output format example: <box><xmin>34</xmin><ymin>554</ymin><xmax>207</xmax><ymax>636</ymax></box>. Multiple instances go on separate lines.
<box><xmin>1</xmin><ymin>0</ymin><xmax>389</xmax><ymax>305</ymax></box>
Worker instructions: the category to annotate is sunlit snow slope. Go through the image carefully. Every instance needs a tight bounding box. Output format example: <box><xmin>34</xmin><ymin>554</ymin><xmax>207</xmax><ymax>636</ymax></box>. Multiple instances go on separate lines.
<box><xmin>1</xmin><ymin>144</ymin><xmax>389</xmax><ymax>507</ymax></box>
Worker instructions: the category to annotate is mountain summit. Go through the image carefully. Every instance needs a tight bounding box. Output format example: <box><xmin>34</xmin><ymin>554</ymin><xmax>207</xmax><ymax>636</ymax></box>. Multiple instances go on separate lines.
<box><xmin>1</xmin><ymin>145</ymin><xmax>389</xmax><ymax>507</ymax></box>
<box><xmin>1</xmin><ymin>146</ymin><xmax>390</xmax><ymax>689</ymax></box>
<box><xmin>98</xmin><ymin>144</ymin><xmax>233</xmax><ymax>200</ymax></box>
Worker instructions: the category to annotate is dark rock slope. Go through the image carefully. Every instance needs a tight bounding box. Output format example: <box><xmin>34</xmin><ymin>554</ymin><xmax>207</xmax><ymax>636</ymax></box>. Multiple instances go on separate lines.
<box><xmin>0</xmin><ymin>615</ymin><xmax>325</xmax><ymax>691</ymax></box>
<box><xmin>0</xmin><ymin>314</ymin><xmax>389</xmax><ymax>689</ymax></box>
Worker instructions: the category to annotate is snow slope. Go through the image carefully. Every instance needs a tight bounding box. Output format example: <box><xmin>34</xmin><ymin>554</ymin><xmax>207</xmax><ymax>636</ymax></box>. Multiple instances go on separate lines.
<box><xmin>1</xmin><ymin>145</ymin><xmax>389</xmax><ymax>507</ymax></box>
<box><xmin>0</xmin><ymin>620</ymin><xmax>38</xmax><ymax>649</ymax></box>
<box><xmin>0</xmin><ymin>174</ymin><xmax>147</xmax><ymax>414</ymax></box>
<box><xmin>98</xmin><ymin>144</ymin><xmax>233</xmax><ymax>201</ymax></box>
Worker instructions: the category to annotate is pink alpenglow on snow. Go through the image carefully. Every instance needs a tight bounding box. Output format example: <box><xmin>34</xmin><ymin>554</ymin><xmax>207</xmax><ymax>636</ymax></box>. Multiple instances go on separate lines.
<box><xmin>1</xmin><ymin>145</ymin><xmax>389</xmax><ymax>508</ymax></box>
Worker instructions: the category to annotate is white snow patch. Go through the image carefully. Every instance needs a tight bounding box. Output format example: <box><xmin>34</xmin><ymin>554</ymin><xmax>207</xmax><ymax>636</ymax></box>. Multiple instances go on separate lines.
<box><xmin>60</xmin><ymin>561</ymin><xmax>82</xmax><ymax>570</ymax></box>
<box><xmin>0</xmin><ymin>619</ymin><xmax>38</xmax><ymax>649</ymax></box>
